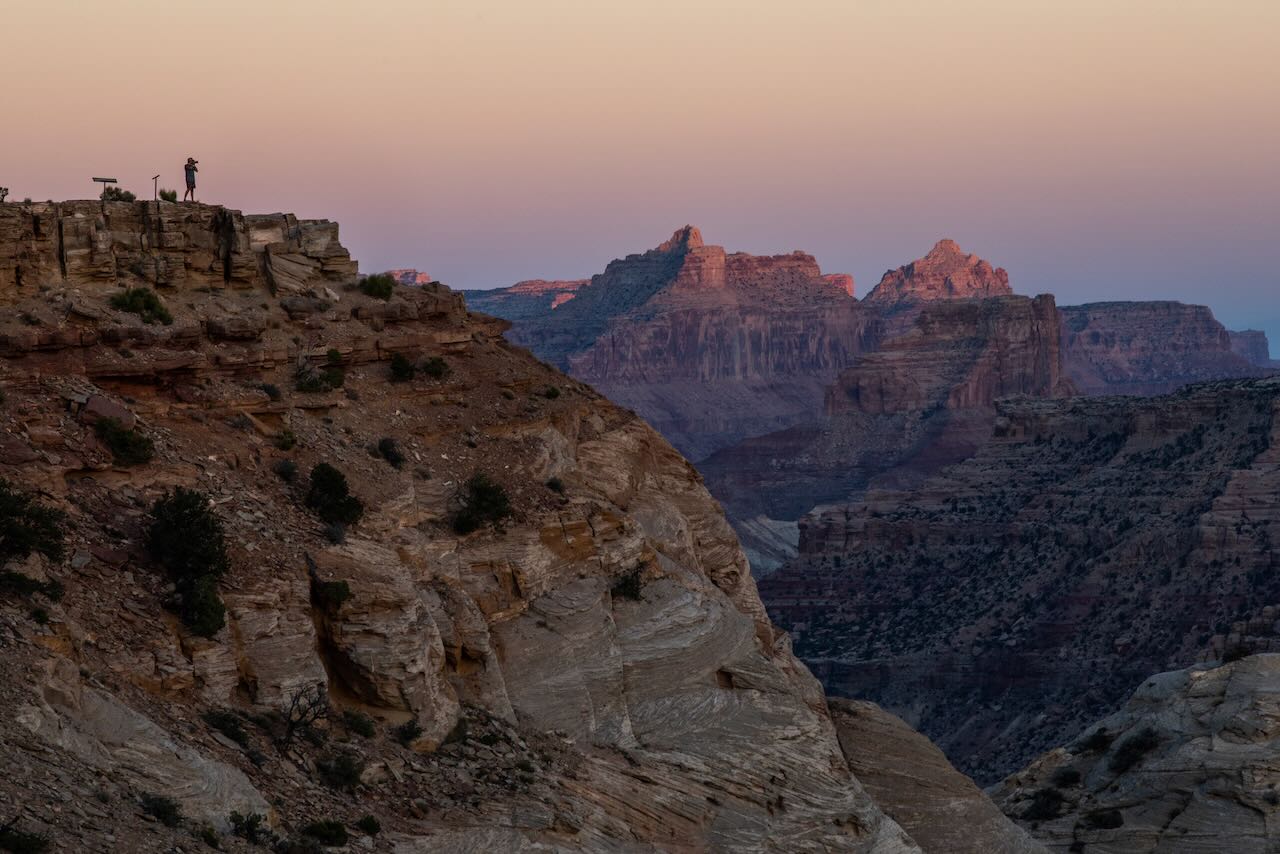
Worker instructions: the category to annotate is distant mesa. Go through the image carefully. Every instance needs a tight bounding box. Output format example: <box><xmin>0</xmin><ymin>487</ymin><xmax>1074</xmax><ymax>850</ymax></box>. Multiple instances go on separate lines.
<box><xmin>864</xmin><ymin>238</ymin><xmax>1012</xmax><ymax>306</ymax></box>
<box><xmin>386</xmin><ymin>268</ymin><xmax>435</xmax><ymax>286</ymax></box>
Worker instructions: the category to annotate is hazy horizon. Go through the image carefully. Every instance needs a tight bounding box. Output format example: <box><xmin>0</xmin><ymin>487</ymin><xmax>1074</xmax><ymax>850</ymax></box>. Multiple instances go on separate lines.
<box><xmin>8</xmin><ymin>0</ymin><xmax>1278</xmax><ymax>348</ymax></box>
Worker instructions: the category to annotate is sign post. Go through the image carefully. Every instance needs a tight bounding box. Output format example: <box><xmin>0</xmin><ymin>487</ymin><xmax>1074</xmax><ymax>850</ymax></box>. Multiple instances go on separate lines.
<box><xmin>92</xmin><ymin>177</ymin><xmax>118</xmax><ymax>203</ymax></box>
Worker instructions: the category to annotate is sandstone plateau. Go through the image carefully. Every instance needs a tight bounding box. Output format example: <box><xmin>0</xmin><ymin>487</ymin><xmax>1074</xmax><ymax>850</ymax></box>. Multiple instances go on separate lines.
<box><xmin>762</xmin><ymin>377</ymin><xmax>1280</xmax><ymax>784</ymax></box>
<box><xmin>0</xmin><ymin>199</ymin><xmax>1041</xmax><ymax>852</ymax></box>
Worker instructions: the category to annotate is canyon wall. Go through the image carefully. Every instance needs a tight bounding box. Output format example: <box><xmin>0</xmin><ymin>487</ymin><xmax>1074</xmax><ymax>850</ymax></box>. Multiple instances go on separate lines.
<box><xmin>1060</xmin><ymin>301</ymin><xmax>1267</xmax><ymax>395</ymax></box>
<box><xmin>763</xmin><ymin>377</ymin><xmax>1280</xmax><ymax>784</ymax></box>
<box><xmin>863</xmin><ymin>238</ymin><xmax>1012</xmax><ymax>308</ymax></box>
<box><xmin>1231</xmin><ymin>328</ymin><xmax>1275</xmax><ymax>367</ymax></box>
<box><xmin>0</xmin><ymin>200</ymin><xmax>1039</xmax><ymax>851</ymax></box>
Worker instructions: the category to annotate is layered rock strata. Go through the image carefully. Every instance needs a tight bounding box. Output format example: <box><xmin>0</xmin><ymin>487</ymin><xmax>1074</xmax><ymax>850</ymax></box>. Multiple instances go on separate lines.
<box><xmin>994</xmin><ymin>654</ymin><xmax>1280</xmax><ymax>853</ymax></box>
<box><xmin>762</xmin><ymin>377</ymin><xmax>1280</xmax><ymax>784</ymax></box>
<box><xmin>862</xmin><ymin>239</ymin><xmax>1012</xmax><ymax>308</ymax></box>
<box><xmin>0</xmin><ymin>200</ymin><xmax>1006</xmax><ymax>851</ymax></box>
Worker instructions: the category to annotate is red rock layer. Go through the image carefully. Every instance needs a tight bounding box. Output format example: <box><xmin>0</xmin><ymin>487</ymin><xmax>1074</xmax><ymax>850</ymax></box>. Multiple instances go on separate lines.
<box><xmin>863</xmin><ymin>239</ymin><xmax>1012</xmax><ymax>306</ymax></box>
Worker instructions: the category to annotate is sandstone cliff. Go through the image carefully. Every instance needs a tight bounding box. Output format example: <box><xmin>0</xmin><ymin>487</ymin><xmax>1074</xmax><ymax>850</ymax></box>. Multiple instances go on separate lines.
<box><xmin>0</xmin><ymin>199</ymin><xmax>1023</xmax><ymax>852</ymax></box>
<box><xmin>699</xmin><ymin>294</ymin><xmax>1069</xmax><ymax>569</ymax></box>
<box><xmin>993</xmin><ymin>654</ymin><xmax>1280</xmax><ymax>853</ymax></box>
<box><xmin>1231</xmin><ymin>328</ymin><xmax>1275</xmax><ymax>368</ymax></box>
<box><xmin>862</xmin><ymin>239</ymin><xmax>1012</xmax><ymax>308</ymax></box>
<box><xmin>762</xmin><ymin>377</ymin><xmax>1280</xmax><ymax>785</ymax></box>
<box><xmin>1060</xmin><ymin>301</ymin><xmax>1267</xmax><ymax>395</ymax></box>
<box><xmin>470</xmin><ymin>227</ymin><xmax>877</xmax><ymax>460</ymax></box>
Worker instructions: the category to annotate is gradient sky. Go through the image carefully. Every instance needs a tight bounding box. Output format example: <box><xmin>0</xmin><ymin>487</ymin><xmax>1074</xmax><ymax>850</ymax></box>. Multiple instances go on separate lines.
<box><xmin>8</xmin><ymin>1</ymin><xmax>1279</xmax><ymax>349</ymax></box>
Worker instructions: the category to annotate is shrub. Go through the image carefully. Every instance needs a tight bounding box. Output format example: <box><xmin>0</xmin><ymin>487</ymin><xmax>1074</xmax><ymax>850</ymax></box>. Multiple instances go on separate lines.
<box><xmin>377</xmin><ymin>437</ymin><xmax>404</xmax><ymax>469</ymax></box>
<box><xmin>1078</xmin><ymin>727</ymin><xmax>1114</xmax><ymax>754</ymax></box>
<box><xmin>274</xmin><ymin>430</ymin><xmax>297</xmax><ymax>451</ymax></box>
<box><xmin>359</xmin><ymin>273</ymin><xmax>395</xmax><ymax>300</ymax></box>
<box><xmin>202</xmin><ymin>710</ymin><xmax>249</xmax><ymax>747</ymax></box>
<box><xmin>1083</xmin><ymin>809</ymin><xmax>1124</xmax><ymax>829</ymax></box>
<box><xmin>0</xmin><ymin>479</ymin><xmax>65</xmax><ymax>564</ymax></box>
<box><xmin>305</xmin><ymin>464</ymin><xmax>364</xmax><ymax>526</ymax></box>
<box><xmin>389</xmin><ymin>352</ymin><xmax>415</xmax><ymax>382</ymax></box>
<box><xmin>355</xmin><ymin>815</ymin><xmax>381</xmax><ymax>836</ymax></box>
<box><xmin>421</xmin><ymin>357</ymin><xmax>449</xmax><ymax>380</ymax></box>
<box><xmin>0</xmin><ymin>826</ymin><xmax>51</xmax><ymax>853</ymax></box>
<box><xmin>294</xmin><ymin>353</ymin><xmax>344</xmax><ymax>393</ymax></box>
<box><xmin>102</xmin><ymin>185</ymin><xmax>137</xmax><ymax>202</ymax></box>
<box><xmin>323</xmin><ymin>523</ymin><xmax>345</xmax><ymax>544</ymax></box>
<box><xmin>261</xmin><ymin>382</ymin><xmax>282</xmax><ymax>401</ymax></box>
<box><xmin>159</xmin><ymin>189</ymin><xmax>179</xmax><ymax>203</ymax></box>
<box><xmin>315</xmin><ymin>753</ymin><xmax>363</xmax><ymax>791</ymax></box>
<box><xmin>545</xmin><ymin>477</ymin><xmax>564</xmax><ymax>494</ymax></box>
<box><xmin>393</xmin><ymin>718</ymin><xmax>423</xmax><ymax>745</ymax></box>
<box><xmin>542</xmin><ymin>386</ymin><xmax>560</xmax><ymax>399</ymax></box>
<box><xmin>279</xmin><ymin>684</ymin><xmax>329</xmax><ymax>746</ymax></box>
<box><xmin>140</xmin><ymin>793</ymin><xmax>182</xmax><ymax>827</ymax></box>
<box><xmin>229</xmin><ymin>812</ymin><xmax>268</xmax><ymax>843</ymax></box>
<box><xmin>1050</xmin><ymin>766</ymin><xmax>1082</xmax><ymax>787</ymax></box>
<box><xmin>441</xmin><ymin>716</ymin><xmax>468</xmax><ymax>745</ymax></box>
<box><xmin>1108</xmin><ymin>727</ymin><xmax>1159</xmax><ymax>773</ymax></box>
<box><xmin>148</xmin><ymin>488</ymin><xmax>229</xmax><ymax>636</ymax></box>
<box><xmin>451</xmin><ymin>473</ymin><xmax>512</xmax><ymax>534</ymax></box>
<box><xmin>611</xmin><ymin>569</ymin><xmax>644</xmax><ymax>601</ymax></box>
<box><xmin>301</xmin><ymin>820</ymin><xmax>348</xmax><ymax>846</ymax></box>
<box><xmin>311</xmin><ymin>578</ymin><xmax>351</xmax><ymax>611</ymax></box>
<box><xmin>94</xmin><ymin>417</ymin><xmax>155</xmax><ymax>466</ymax></box>
<box><xmin>273</xmin><ymin>459</ymin><xmax>298</xmax><ymax>482</ymax></box>
<box><xmin>1022</xmin><ymin>787</ymin><xmax>1064</xmax><ymax>821</ymax></box>
<box><xmin>343</xmin><ymin>711</ymin><xmax>375</xmax><ymax>738</ymax></box>
<box><xmin>110</xmin><ymin>287</ymin><xmax>172</xmax><ymax>324</ymax></box>
<box><xmin>197</xmin><ymin>824</ymin><xmax>220</xmax><ymax>848</ymax></box>
<box><xmin>30</xmin><ymin>607</ymin><xmax>49</xmax><ymax>624</ymax></box>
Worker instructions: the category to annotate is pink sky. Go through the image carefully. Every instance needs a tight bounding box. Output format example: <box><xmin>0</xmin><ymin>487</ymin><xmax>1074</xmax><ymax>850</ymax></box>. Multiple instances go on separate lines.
<box><xmin>7</xmin><ymin>0</ymin><xmax>1279</xmax><ymax>346</ymax></box>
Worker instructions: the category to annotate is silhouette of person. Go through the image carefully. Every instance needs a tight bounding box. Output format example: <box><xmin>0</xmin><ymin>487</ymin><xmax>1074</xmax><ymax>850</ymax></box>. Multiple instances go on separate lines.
<box><xmin>183</xmin><ymin>158</ymin><xmax>199</xmax><ymax>202</ymax></box>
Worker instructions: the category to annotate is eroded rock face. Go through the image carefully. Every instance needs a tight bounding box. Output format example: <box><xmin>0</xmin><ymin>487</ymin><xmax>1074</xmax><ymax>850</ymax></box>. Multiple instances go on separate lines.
<box><xmin>0</xmin><ymin>203</ymin><xmax>947</xmax><ymax>851</ymax></box>
<box><xmin>863</xmin><ymin>239</ymin><xmax>1012</xmax><ymax>307</ymax></box>
<box><xmin>994</xmin><ymin>655</ymin><xmax>1280</xmax><ymax>853</ymax></box>
<box><xmin>763</xmin><ymin>377</ymin><xmax>1280</xmax><ymax>784</ymax></box>
<box><xmin>464</xmin><ymin>227</ymin><xmax>876</xmax><ymax>460</ymax></box>
<box><xmin>831</xmin><ymin>699</ymin><xmax>1045</xmax><ymax>854</ymax></box>
<box><xmin>1060</xmin><ymin>301</ymin><xmax>1267</xmax><ymax>395</ymax></box>
<box><xmin>1231</xmin><ymin>328</ymin><xmax>1275</xmax><ymax>367</ymax></box>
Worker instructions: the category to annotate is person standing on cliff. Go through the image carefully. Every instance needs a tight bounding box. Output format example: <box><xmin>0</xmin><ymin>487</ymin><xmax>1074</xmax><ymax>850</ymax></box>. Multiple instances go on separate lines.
<box><xmin>183</xmin><ymin>157</ymin><xmax>199</xmax><ymax>202</ymax></box>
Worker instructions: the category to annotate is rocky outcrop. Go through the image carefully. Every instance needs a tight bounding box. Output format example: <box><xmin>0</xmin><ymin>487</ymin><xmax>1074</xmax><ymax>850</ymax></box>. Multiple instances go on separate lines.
<box><xmin>471</xmin><ymin>227</ymin><xmax>877</xmax><ymax>460</ymax></box>
<box><xmin>832</xmin><ymin>700</ymin><xmax>1045</xmax><ymax>854</ymax></box>
<box><xmin>863</xmin><ymin>239</ymin><xmax>1012</xmax><ymax>307</ymax></box>
<box><xmin>994</xmin><ymin>655</ymin><xmax>1280</xmax><ymax>853</ymax></box>
<box><xmin>1060</xmin><ymin>301</ymin><xmax>1267</xmax><ymax>395</ymax></box>
<box><xmin>700</xmin><ymin>294</ymin><xmax>1070</xmax><ymax>566</ymax></box>
<box><xmin>0</xmin><ymin>201</ymin><xmax>970</xmax><ymax>851</ymax></box>
<box><xmin>1231</xmin><ymin>329</ymin><xmax>1275</xmax><ymax>367</ymax></box>
<box><xmin>762</xmin><ymin>377</ymin><xmax>1280</xmax><ymax>785</ymax></box>
<box><xmin>0</xmin><ymin>200</ymin><xmax>355</xmax><ymax>296</ymax></box>
<box><xmin>387</xmin><ymin>268</ymin><xmax>435</xmax><ymax>286</ymax></box>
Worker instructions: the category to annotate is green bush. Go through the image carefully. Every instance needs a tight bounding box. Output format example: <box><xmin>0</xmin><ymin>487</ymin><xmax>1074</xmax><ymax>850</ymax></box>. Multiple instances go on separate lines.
<box><xmin>159</xmin><ymin>189</ymin><xmax>179</xmax><ymax>203</ymax></box>
<box><xmin>1083</xmin><ymin>809</ymin><xmax>1124</xmax><ymax>829</ymax></box>
<box><xmin>355</xmin><ymin>815</ymin><xmax>381</xmax><ymax>836</ymax></box>
<box><xmin>301</xmin><ymin>820</ymin><xmax>348</xmax><ymax>846</ymax></box>
<box><xmin>273</xmin><ymin>459</ymin><xmax>298</xmax><ymax>482</ymax></box>
<box><xmin>451</xmin><ymin>473</ymin><xmax>512</xmax><ymax>534</ymax></box>
<box><xmin>1108</xmin><ymin>727</ymin><xmax>1159</xmax><ymax>773</ymax></box>
<box><xmin>148</xmin><ymin>488</ymin><xmax>229</xmax><ymax>637</ymax></box>
<box><xmin>295</xmin><ymin>353</ymin><xmax>344</xmax><ymax>393</ymax></box>
<box><xmin>542</xmin><ymin>386</ymin><xmax>560</xmax><ymax>400</ymax></box>
<box><xmin>343</xmin><ymin>711</ymin><xmax>375</xmax><ymax>738</ymax></box>
<box><xmin>1050</xmin><ymin>766</ymin><xmax>1081</xmax><ymax>787</ymax></box>
<box><xmin>311</xmin><ymin>578</ymin><xmax>351</xmax><ymax>611</ymax></box>
<box><xmin>274</xmin><ymin>430</ymin><xmax>297</xmax><ymax>451</ymax></box>
<box><xmin>102</xmin><ymin>186</ymin><xmax>137</xmax><ymax>202</ymax></box>
<box><xmin>377</xmin><ymin>437</ymin><xmax>404</xmax><ymax>469</ymax></box>
<box><xmin>359</xmin><ymin>273</ymin><xmax>396</xmax><ymax>300</ymax></box>
<box><xmin>94</xmin><ymin>417</ymin><xmax>155</xmax><ymax>466</ymax></box>
<box><xmin>261</xmin><ymin>382</ymin><xmax>282</xmax><ymax>401</ymax></box>
<box><xmin>197</xmin><ymin>824</ymin><xmax>220</xmax><ymax>849</ymax></box>
<box><xmin>0</xmin><ymin>826</ymin><xmax>51</xmax><ymax>853</ymax></box>
<box><xmin>0</xmin><ymin>478</ymin><xmax>65</xmax><ymax>564</ymax></box>
<box><xmin>305</xmin><ymin>464</ymin><xmax>364</xmax><ymax>526</ymax></box>
<box><xmin>421</xmin><ymin>357</ymin><xmax>449</xmax><ymax>380</ymax></box>
<box><xmin>1022</xmin><ymin>787</ymin><xmax>1064</xmax><ymax>821</ymax></box>
<box><xmin>202</xmin><ymin>709</ymin><xmax>249</xmax><ymax>747</ymax></box>
<box><xmin>393</xmin><ymin>718</ymin><xmax>423</xmax><ymax>745</ymax></box>
<box><xmin>315</xmin><ymin>753</ymin><xmax>363</xmax><ymax>792</ymax></box>
<box><xmin>611</xmin><ymin>569</ymin><xmax>644</xmax><ymax>601</ymax></box>
<box><xmin>140</xmin><ymin>792</ymin><xmax>182</xmax><ymax>827</ymax></box>
<box><xmin>110</xmin><ymin>287</ymin><xmax>172</xmax><ymax>324</ymax></box>
<box><xmin>1077</xmin><ymin>727</ymin><xmax>1114</xmax><ymax>753</ymax></box>
<box><xmin>229</xmin><ymin>812</ymin><xmax>268</xmax><ymax>843</ymax></box>
<box><xmin>389</xmin><ymin>352</ymin><xmax>415</xmax><ymax>382</ymax></box>
<box><xmin>545</xmin><ymin>477</ymin><xmax>565</xmax><ymax>494</ymax></box>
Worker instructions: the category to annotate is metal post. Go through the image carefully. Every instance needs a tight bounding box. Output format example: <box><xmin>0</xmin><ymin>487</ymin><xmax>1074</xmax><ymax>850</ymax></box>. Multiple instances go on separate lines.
<box><xmin>153</xmin><ymin>175</ymin><xmax>160</xmax><ymax>201</ymax></box>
